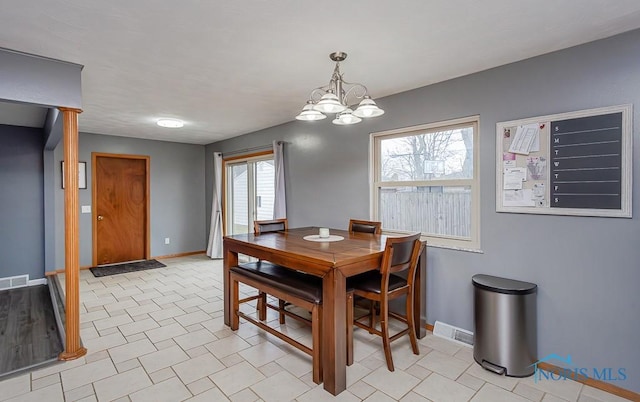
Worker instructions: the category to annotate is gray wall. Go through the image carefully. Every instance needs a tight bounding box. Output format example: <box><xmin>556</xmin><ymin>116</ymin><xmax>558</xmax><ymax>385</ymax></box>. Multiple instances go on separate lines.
<box><xmin>0</xmin><ymin>47</ymin><xmax>82</xmax><ymax>278</ymax></box>
<box><xmin>0</xmin><ymin>48</ymin><xmax>83</xmax><ymax>108</ymax></box>
<box><xmin>0</xmin><ymin>125</ymin><xmax>44</xmax><ymax>279</ymax></box>
<box><xmin>206</xmin><ymin>29</ymin><xmax>640</xmax><ymax>392</ymax></box>
<box><xmin>54</xmin><ymin>133</ymin><xmax>207</xmax><ymax>268</ymax></box>
<box><xmin>43</xmin><ymin>115</ymin><xmax>63</xmax><ymax>272</ymax></box>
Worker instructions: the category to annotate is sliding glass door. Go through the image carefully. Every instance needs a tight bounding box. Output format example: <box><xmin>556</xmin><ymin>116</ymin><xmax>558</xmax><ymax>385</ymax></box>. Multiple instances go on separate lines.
<box><xmin>225</xmin><ymin>154</ymin><xmax>275</xmax><ymax>235</ymax></box>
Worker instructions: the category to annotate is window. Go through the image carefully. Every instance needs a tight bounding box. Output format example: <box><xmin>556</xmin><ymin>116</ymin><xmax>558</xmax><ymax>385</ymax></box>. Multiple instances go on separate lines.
<box><xmin>224</xmin><ymin>152</ymin><xmax>275</xmax><ymax>235</ymax></box>
<box><xmin>371</xmin><ymin>116</ymin><xmax>480</xmax><ymax>250</ymax></box>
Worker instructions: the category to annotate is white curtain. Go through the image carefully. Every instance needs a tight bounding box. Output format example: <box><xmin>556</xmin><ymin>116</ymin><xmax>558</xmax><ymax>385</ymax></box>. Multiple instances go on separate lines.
<box><xmin>206</xmin><ymin>152</ymin><xmax>224</xmax><ymax>258</ymax></box>
<box><xmin>273</xmin><ymin>141</ymin><xmax>287</xmax><ymax>219</ymax></box>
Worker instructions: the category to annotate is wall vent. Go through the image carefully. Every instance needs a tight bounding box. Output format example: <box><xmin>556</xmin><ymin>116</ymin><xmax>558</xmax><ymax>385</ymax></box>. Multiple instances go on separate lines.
<box><xmin>433</xmin><ymin>320</ymin><xmax>474</xmax><ymax>347</ymax></box>
<box><xmin>0</xmin><ymin>274</ymin><xmax>29</xmax><ymax>290</ymax></box>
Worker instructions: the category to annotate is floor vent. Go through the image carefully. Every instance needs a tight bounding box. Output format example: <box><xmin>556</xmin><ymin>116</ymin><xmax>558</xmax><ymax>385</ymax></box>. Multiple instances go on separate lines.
<box><xmin>0</xmin><ymin>275</ymin><xmax>29</xmax><ymax>290</ymax></box>
<box><xmin>433</xmin><ymin>320</ymin><xmax>474</xmax><ymax>347</ymax></box>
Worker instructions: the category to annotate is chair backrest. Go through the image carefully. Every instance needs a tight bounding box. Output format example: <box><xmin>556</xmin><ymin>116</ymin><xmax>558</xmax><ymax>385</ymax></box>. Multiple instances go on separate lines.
<box><xmin>254</xmin><ymin>218</ymin><xmax>288</xmax><ymax>235</ymax></box>
<box><xmin>348</xmin><ymin>219</ymin><xmax>382</xmax><ymax>235</ymax></box>
<box><xmin>380</xmin><ymin>233</ymin><xmax>423</xmax><ymax>279</ymax></box>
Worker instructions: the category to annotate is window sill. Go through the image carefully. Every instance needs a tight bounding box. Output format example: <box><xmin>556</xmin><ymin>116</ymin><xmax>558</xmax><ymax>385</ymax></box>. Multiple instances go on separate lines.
<box><xmin>425</xmin><ymin>242</ymin><xmax>484</xmax><ymax>254</ymax></box>
<box><xmin>381</xmin><ymin>229</ymin><xmax>483</xmax><ymax>254</ymax></box>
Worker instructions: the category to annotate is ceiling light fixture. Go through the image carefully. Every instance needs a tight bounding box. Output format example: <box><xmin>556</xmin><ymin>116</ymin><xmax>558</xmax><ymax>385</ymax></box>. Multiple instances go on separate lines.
<box><xmin>296</xmin><ymin>52</ymin><xmax>384</xmax><ymax>125</ymax></box>
<box><xmin>156</xmin><ymin>118</ymin><xmax>184</xmax><ymax>128</ymax></box>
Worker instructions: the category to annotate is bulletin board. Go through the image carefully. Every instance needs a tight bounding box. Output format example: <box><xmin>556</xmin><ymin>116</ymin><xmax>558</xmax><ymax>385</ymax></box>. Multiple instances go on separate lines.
<box><xmin>496</xmin><ymin>104</ymin><xmax>632</xmax><ymax>218</ymax></box>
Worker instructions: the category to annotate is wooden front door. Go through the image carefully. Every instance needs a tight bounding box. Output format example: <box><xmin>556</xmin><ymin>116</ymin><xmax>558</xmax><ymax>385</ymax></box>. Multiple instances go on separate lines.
<box><xmin>93</xmin><ymin>153</ymin><xmax>150</xmax><ymax>265</ymax></box>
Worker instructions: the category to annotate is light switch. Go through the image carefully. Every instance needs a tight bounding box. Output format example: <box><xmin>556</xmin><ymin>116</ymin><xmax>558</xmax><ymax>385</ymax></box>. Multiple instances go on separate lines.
<box><xmin>81</xmin><ymin>205</ymin><xmax>91</xmax><ymax>214</ymax></box>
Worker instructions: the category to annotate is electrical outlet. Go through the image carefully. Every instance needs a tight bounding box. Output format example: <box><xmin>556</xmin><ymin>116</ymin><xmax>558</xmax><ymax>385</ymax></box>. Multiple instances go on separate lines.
<box><xmin>164</xmin><ymin>237</ymin><xmax>170</xmax><ymax>245</ymax></box>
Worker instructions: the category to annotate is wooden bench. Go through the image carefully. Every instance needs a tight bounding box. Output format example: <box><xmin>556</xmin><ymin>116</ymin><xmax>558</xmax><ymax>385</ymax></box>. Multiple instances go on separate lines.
<box><xmin>230</xmin><ymin>261</ymin><xmax>353</xmax><ymax>384</ymax></box>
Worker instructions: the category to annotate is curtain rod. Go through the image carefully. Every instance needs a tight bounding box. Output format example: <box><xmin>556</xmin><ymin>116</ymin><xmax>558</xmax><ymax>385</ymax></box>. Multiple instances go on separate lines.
<box><xmin>221</xmin><ymin>141</ymin><xmax>283</xmax><ymax>158</ymax></box>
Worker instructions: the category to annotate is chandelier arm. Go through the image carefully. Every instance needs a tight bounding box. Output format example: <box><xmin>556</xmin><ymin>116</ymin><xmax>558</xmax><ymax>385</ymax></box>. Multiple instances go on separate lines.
<box><xmin>308</xmin><ymin>87</ymin><xmax>330</xmax><ymax>103</ymax></box>
<box><xmin>342</xmin><ymin>83</ymin><xmax>369</xmax><ymax>105</ymax></box>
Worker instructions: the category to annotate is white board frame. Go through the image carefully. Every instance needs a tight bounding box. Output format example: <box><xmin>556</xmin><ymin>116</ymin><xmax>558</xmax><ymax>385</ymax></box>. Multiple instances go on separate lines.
<box><xmin>496</xmin><ymin>104</ymin><xmax>632</xmax><ymax>218</ymax></box>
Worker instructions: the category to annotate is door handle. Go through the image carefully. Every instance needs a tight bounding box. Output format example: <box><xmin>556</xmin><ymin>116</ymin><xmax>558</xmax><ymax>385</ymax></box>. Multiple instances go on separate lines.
<box><xmin>97</xmin><ymin>215</ymin><xmax>104</xmax><ymax>221</ymax></box>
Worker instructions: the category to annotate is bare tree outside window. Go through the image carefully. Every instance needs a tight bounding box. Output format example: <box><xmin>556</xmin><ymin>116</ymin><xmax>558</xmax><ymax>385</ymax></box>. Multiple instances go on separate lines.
<box><xmin>373</xmin><ymin>119</ymin><xmax>479</xmax><ymax>249</ymax></box>
<box><xmin>380</xmin><ymin>128</ymin><xmax>473</xmax><ymax>182</ymax></box>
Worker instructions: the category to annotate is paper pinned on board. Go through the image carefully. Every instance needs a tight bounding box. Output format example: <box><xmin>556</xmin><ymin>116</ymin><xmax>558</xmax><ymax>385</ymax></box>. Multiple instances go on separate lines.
<box><xmin>503</xmin><ymin>189</ymin><xmax>536</xmax><ymax>207</ymax></box>
<box><xmin>503</xmin><ymin>160</ymin><xmax>516</xmax><ymax>169</ymax></box>
<box><xmin>503</xmin><ymin>167</ymin><xmax>526</xmax><ymax>190</ymax></box>
<box><xmin>508</xmin><ymin>123</ymin><xmax>540</xmax><ymax>155</ymax></box>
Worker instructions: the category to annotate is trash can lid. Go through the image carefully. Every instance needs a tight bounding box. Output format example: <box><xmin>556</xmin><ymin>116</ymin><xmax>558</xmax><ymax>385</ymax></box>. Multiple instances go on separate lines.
<box><xmin>472</xmin><ymin>274</ymin><xmax>537</xmax><ymax>295</ymax></box>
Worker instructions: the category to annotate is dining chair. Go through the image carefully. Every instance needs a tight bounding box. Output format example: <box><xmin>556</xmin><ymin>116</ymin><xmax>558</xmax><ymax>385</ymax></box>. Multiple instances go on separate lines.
<box><xmin>252</xmin><ymin>218</ymin><xmax>289</xmax><ymax>323</ymax></box>
<box><xmin>348</xmin><ymin>219</ymin><xmax>382</xmax><ymax>234</ymax></box>
<box><xmin>348</xmin><ymin>232</ymin><xmax>424</xmax><ymax>371</ymax></box>
<box><xmin>254</xmin><ymin>218</ymin><xmax>288</xmax><ymax>234</ymax></box>
<box><xmin>348</xmin><ymin>219</ymin><xmax>383</xmax><ymax>318</ymax></box>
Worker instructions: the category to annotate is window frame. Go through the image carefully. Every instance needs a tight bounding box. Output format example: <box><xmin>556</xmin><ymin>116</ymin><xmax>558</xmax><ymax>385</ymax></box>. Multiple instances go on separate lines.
<box><xmin>369</xmin><ymin>115</ymin><xmax>481</xmax><ymax>251</ymax></box>
<box><xmin>222</xmin><ymin>150</ymin><xmax>274</xmax><ymax>236</ymax></box>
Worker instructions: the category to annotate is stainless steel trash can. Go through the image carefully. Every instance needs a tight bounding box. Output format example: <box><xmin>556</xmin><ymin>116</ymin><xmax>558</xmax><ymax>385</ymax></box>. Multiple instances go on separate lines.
<box><xmin>473</xmin><ymin>274</ymin><xmax>537</xmax><ymax>377</ymax></box>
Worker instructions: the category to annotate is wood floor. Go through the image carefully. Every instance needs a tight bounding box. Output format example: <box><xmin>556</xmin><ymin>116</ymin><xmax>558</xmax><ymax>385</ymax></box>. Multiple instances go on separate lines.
<box><xmin>0</xmin><ymin>285</ymin><xmax>62</xmax><ymax>376</ymax></box>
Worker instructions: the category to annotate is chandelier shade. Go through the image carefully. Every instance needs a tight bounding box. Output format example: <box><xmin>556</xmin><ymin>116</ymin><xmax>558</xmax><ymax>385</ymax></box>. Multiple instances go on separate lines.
<box><xmin>295</xmin><ymin>101</ymin><xmax>327</xmax><ymax>121</ymax></box>
<box><xmin>353</xmin><ymin>96</ymin><xmax>384</xmax><ymax>118</ymax></box>
<box><xmin>314</xmin><ymin>92</ymin><xmax>347</xmax><ymax>114</ymax></box>
<box><xmin>297</xmin><ymin>52</ymin><xmax>384</xmax><ymax>125</ymax></box>
<box><xmin>332</xmin><ymin>108</ymin><xmax>362</xmax><ymax>125</ymax></box>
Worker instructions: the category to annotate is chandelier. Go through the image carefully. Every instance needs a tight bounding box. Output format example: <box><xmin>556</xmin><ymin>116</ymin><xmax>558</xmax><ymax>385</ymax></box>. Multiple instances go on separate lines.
<box><xmin>296</xmin><ymin>52</ymin><xmax>384</xmax><ymax>125</ymax></box>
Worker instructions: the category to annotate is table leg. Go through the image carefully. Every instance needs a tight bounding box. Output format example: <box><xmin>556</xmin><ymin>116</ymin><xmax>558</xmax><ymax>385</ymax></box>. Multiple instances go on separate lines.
<box><xmin>322</xmin><ymin>269</ymin><xmax>347</xmax><ymax>395</ymax></box>
<box><xmin>223</xmin><ymin>243</ymin><xmax>238</xmax><ymax>326</ymax></box>
<box><xmin>414</xmin><ymin>246</ymin><xmax>427</xmax><ymax>339</ymax></box>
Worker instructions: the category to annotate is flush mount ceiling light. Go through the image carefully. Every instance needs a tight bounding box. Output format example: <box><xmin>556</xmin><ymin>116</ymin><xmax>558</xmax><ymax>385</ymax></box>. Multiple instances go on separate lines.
<box><xmin>156</xmin><ymin>118</ymin><xmax>184</xmax><ymax>128</ymax></box>
<box><xmin>296</xmin><ymin>52</ymin><xmax>384</xmax><ymax>125</ymax></box>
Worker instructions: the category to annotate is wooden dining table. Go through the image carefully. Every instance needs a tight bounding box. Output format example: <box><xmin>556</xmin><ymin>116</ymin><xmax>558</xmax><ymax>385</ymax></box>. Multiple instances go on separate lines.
<box><xmin>223</xmin><ymin>227</ymin><xmax>426</xmax><ymax>395</ymax></box>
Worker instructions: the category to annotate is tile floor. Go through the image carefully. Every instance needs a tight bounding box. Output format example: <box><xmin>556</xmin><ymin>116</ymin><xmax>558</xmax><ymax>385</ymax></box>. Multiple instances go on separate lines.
<box><xmin>0</xmin><ymin>255</ymin><xmax>631</xmax><ymax>402</ymax></box>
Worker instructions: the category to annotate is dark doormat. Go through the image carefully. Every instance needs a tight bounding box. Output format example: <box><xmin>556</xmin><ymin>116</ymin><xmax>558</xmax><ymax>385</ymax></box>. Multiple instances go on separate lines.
<box><xmin>90</xmin><ymin>259</ymin><xmax>166</xmax><ymax>277</ymax></box>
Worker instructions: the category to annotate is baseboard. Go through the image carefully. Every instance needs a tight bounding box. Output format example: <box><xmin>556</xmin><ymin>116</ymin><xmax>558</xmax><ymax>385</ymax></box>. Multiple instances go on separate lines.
<box><xmin>28</xmin><ymin>278</ymin><xmax>47</xmax><ymax>286</ymax></box>
<box><xmin>46</xmin><ymin>251</ymin><xmax>206</xmax><ymax>276</ymax></box>
<box><xmin>153</xmin><ymin>250</ymin><xmax>206</xmax><ymax>259</ymax></box>
<box><xmin>46</xmin><ymin>265</ymin><xmax>91</xmax><ymax>276</ymax></box>
<box><xmin>425</xmin><ymin>322</ymin><xmax>434</xmax><ymax>332</ymax></box>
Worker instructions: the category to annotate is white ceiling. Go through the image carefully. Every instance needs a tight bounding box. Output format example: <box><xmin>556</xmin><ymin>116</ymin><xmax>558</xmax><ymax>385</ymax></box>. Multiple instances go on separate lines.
<box><xmin>1</xmin><ymin>1</ymin><xmax>640</xmax><ymax>145</ymax></box>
